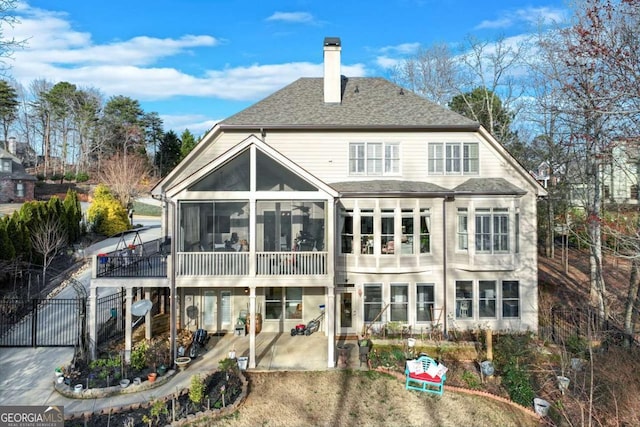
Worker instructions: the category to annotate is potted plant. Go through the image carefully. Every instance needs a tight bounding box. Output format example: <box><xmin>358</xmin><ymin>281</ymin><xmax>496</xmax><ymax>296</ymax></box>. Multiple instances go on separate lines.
<box><xmin>358</xmin><ymin>335</ymin><xmax>373</xmax><ymax>368</ymax></box>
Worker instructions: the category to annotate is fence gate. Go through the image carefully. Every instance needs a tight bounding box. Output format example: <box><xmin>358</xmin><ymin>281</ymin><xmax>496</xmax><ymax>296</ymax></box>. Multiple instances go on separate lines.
<box><xmin>96</xmin><ymin>290</ymin><xmax>125</xmax><ymax>346</ymax></box>
<box><xmin>0</xmin><ymin>297</ymin><xmax>87</xmax><ymax>347</ymax></box>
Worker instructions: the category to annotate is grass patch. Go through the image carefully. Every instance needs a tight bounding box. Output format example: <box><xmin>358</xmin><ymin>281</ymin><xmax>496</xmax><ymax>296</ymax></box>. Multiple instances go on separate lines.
<box><xmin>132</xmin><ymin>201</ymin><xmax>162</xmax><ymax>217</ymax></box>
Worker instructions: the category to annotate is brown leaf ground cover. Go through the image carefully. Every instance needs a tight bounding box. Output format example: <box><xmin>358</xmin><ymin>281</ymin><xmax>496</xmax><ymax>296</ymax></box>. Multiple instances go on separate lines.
<box><xmin>214</xmin><ymin>370</ymin><xmax>539</xmax><ymax>427</ymax></box>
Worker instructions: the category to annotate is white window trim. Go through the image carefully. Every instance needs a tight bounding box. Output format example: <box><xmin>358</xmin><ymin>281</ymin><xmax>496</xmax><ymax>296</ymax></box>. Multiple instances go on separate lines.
<box><xmin>349</xmin><ymin>142</ymin><xmax>401</xmax><ymax>176</ymax></box>
<box><xmin>428</xmin><ymin>142</ymin><xmax>479</xmax><ymax>176</ymax></box>
<box><xmin>474</xmin><ymin>208</ymin><xmax>510</xmax><ymax>254</ymax></box>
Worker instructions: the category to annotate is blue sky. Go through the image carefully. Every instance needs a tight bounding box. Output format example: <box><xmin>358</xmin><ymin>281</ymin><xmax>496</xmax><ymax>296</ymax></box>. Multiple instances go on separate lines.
<box><xmin>6</xmin><ymin>1</ymin><xmax>568</xmax><ymax>136</ymax></box>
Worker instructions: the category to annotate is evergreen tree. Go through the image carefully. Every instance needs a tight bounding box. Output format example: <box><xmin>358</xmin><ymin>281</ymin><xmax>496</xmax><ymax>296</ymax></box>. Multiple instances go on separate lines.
<box><xmin>0</xmin><ymin>79</ymin><xmax>18</xmax><ymax>150</ymax></box>
<box><xmin>155</xmin><ymin>130</ymin><xmax>182</xmax><ymax>177</ymax></box>
<box><xmin>180</xmin><ymin>129</ymin><xmax>197</xmax><ymax>160</ymax></box>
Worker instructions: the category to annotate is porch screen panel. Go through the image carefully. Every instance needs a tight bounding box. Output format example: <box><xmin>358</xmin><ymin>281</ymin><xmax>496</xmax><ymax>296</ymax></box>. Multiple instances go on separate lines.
<box><xmin>360</xmin><ymin>210</ymin><xmax>374</xmax><ymax>255</ymax></box>
<box><xmin>340</xmin><ymin>209</ymin><xmax>354</xmax><ymax>254</ymax></box>
<box><xmin>420</xmin><ymin>209</ymin><xmax>430</xmax><ymax>253</ymax></box>
<box><xmin>256</xmin><ymin>150</ymin><xmax>317</xmax><ymax>191</ymax></box>
<box><xmin>180</xmin><ymin>202</ymin><xmax>212</xmax><ymax>252</ymax></box>
<box><xmin>189</xmin><ymin>150</ymin><xmax>250</xmax><ymax>191</ymax></box>
<box><xmin>401</xmin><ymin>209</ymin><xmax>414</xmax><ymax>254</ymax></box>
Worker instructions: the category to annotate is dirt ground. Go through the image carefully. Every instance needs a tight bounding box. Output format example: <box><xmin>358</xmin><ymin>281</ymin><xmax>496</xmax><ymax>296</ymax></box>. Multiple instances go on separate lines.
<box><xmin>212</xmin><ymin>371</ymin><xmax>538</xmax><ymax>427</ymax></box>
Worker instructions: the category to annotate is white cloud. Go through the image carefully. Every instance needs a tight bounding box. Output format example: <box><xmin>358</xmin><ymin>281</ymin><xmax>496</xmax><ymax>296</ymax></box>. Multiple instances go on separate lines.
<box><xmin>376</xmin><ymin>56</ymin><xmax>399</xmax><ymax>69</ymax></box>
<box><xmin>475</xmin><ymin>7</ymin><xmax>566</xmax><ymax>30</ymax></box>
<box><xmin>378</xmin><ymin>42</ymin><xmax>420</xmax><ymax>55</ymax></box>
<box><xmin>161</xmin><ymin>114</ymin><xmax>220</xmax><ymax>137</ymax></box>
<box><xmin>5</xmin><ymin>4</ymin><xmax>365</xmax><ymax>104</ymax></box>
<box><xmin>266</xmin><ymin>11</ymin><xmax>314</xmax><ymax>24</ymax></box>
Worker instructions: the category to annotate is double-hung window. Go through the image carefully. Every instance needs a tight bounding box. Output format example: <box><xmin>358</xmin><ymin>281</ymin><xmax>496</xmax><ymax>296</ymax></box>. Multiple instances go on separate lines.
<box><xmin>428</xmin><ymin>143</ymin><xmax>443</xmax><ymax>174</ymax></box>
<box><xmin>390</xmin><ymin>283</ymin><xmax>408</xmax><ymax>322</ymax></box>
<box><xmin>457</xmin><ymin>208</ymin><xmax>468</xmax><ymax>251</ymax></box>
<box><xmin>265</xmin><ymin>287</ymin><xmax>303</xmax><ymax>320</ymax></box>
<box><xmin>502</xmin><ymin>281</ymin><xmax>520</xmax><ymax>318</ymax></box>
<box><xmin>349</xmin><ymin>143</ymin><xmax>365</xmax><ymax>174</ymax></box>
<box><xmin>416</xmin><ymin>284</ymin><xmax>435</xmax><ymax>322</ymax></box>
<box><xmin>456</xmin><ymin>281</ymin><xmax>473</xmax><ymax>319</ymax></box>
<box><xmin>265</xmin><ymin>287</ymin><xmax>283</xmax><ymax>320</ymax></box>
<box><xmin>0</xmin><ymin>159</ymin><xmax>10</xmax><ymax>172</ymax></box>
<box><xmin>446</xmin><ymin>143</ymin><xmax>461</xmax><ymax>173</ymax></box>
<box><xmin>479</xmin><ymin>280</ymin><xmax>497</xmax><ymax>318</ymax></box>
<box><xmin>349</xmin><ymin>142</ymin><xmax>399</xmax><ymax>176</ymax></box>
<box><xmin>428</xmin><ymin>142</ymin><xmax>478</xmax><ymax>175</ymax></box>
<box><xmin>340</xmin><ymin>209</ymin><xmax>354</xmax><ymax>254</ymax></box>
<box><xmin>381</xmin><ymin>209</ymin><xmax>394</xmax><ymax>255</ymax></box>
<box><xmin>420</xmin><ymin>209</ymin><xmax>430</xmax><ymax>253</ymax></box>
<box><xmin>360</xmin><ymin>209</ymin><xmax>374</xmax><ymax>255</ymax></box>
<box><xmin>367</xmin><ymin>143</ymin><xmax>382</xmax><ymax>175</ymax></box>
<box><xmin>363</xmin><ymin>284</ymin><xmax>382</xmax><ymax>322</ymax></box>
<box><xmin>385</xmin><ymin>143</ymin><xmax>400</xmax><ymax>174</ymax></box>
<box><xmin>463</xmin><ymin>143</ymin><xmax>479</xmax><ymax>173</ymax></box>
<box><xmin>475</xmin><ymin>208</ymin><xmax>509</xmax><ymax>253</ymax></box>
<box><xmin>401</xmin><ymin>209</ymin><xmax>414</xmax><ymax>254</ymax></box>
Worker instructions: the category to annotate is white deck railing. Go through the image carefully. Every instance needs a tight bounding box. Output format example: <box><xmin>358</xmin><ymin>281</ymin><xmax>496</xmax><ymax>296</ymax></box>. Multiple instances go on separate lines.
<box><xmin>176</xmin><ymin>251</ymin><xmax>328</xmax><ymax>276</ymax></box>
<box><xmin>178</xmin><ymin>252</ymin><xmax>250</xmax><ymax>276</ymax></box>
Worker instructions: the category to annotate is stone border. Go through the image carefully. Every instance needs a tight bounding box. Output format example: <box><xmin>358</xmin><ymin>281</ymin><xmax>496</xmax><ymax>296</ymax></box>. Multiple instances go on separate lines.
<box><xmin>64</xmin><ymin>369</ymin><xmax>249</xmax><ymax>426</ymax></box>
<box><xmin>374</xmin><ymin>367</ymin><xmax>541</xmax><ymax>421</ymax></box>
<box><xmin>55</xmin><ymin>369</ymin><xmax>176</xmax><ymax>399</ymax></box>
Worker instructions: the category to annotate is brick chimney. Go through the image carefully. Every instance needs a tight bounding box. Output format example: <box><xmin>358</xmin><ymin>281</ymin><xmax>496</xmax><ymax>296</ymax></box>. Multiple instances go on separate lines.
<box><xmin>323</xmin><ymin>37</ymin><xmax>341</xmax><ymax>104</ymax></box>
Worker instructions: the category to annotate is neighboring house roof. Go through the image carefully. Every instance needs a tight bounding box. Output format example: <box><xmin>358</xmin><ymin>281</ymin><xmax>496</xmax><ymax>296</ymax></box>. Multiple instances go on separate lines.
<box><xmin>220</xmin><ymin>77</ymin><xmax>480</xmax><ymax>130</ymax></box>
<box><xmin>454</xmin><ymin>178</ymin><xmax>526</xmax><ymax>196</ymax></box>
<box><xmin>331</xmin><ymin>180</ymin><xmax>450</xmax><ymax>197</ymax></box>
<box><xmin>0</xmin><ymin>147</ymin><xmax>36</xmax><ymax>181</ymax></box>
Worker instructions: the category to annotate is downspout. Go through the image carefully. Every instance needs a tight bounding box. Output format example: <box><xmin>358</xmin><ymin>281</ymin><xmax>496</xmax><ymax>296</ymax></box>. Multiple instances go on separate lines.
<box><xmin>442</xmin><ymin>195</ymin><xmax>453</xmax><ymax>337</ymax></box>
<box><xmin>165</xmin><ymin>196</ymin><xmax>177</xmax><ymax>365</ymax></box>
<box><xmin>153</xmin><ymin>192</ymin><xmax>176</xmax><ymax>361</ymax></box>
<box><xmin>172</xmin><ymin>199</ymin><xmax>177</xmax><ymax>363</ymax></box>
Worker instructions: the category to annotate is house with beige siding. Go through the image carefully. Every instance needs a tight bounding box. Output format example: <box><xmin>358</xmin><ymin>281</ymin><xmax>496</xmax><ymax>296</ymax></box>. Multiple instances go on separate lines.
<box><xmin>90</xmin><ymin>37</ymin><xmax>546</xmax><ymax>369</ymax></box>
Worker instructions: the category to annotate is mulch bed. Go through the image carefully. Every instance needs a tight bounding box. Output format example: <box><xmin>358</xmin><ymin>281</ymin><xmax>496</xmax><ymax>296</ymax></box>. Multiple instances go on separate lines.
<box><xmin>64</xmin><ymin>370</ymin><xmax>244</xmax><ymax>427</ymax></box>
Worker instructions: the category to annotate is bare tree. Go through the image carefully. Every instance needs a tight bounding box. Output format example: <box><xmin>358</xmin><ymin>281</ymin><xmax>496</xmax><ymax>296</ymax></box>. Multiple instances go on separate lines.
<box><xmin>392</xmin><ymin>35</ymin><xmax>527</xmax><ymax>146</ymax></box>
<box><xmin>99</xmin><ymin>152</ymin><xmax>152</xmax><ymax>207</ymax></box>
<box><xmin>391</xmin><ymin>42</ymin><xmax>460</xmax><ymax>106</ymax></box>
<box><xmin>31</xmin><ymin>216</ymin><xmax>67</xmax><ymax>289</ymax></box>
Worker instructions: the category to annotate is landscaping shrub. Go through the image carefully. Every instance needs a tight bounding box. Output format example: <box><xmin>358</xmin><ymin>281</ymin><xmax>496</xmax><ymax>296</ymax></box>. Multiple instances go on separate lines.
<box><xmin>501</xmin><ymin>360</ymin><xmax>535</xmax><ymax>407</ymax></box>
<box><xmin>75</xmin><ymin>171</ymin><xmax>90</xmax><ymax>182</ymax></box>
<box><xmin>63</xmin><ymin>171</ymin><xmax>75</xmax><ymax>181</ymax></box>
<box><xmin>87</xmin><ymin>184</ymin><xmax>130</xmax><ymax>236</ymax></box>
<box><xmin>494</xmin><ymin>334</ymin><xmax>536</xmax><ymax>407</ymax></box>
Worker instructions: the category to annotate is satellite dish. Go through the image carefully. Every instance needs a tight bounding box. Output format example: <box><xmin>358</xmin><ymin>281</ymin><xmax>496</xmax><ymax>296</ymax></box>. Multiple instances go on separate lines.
<box><xmin>186</xmin><ymin>305</ymin><xmax>198</xmax><ymax>319</ymax></box>
<box><xmin>131</xmin><ymin>299</ymin><xmax>153</xmax><ymax>317</ymax></box>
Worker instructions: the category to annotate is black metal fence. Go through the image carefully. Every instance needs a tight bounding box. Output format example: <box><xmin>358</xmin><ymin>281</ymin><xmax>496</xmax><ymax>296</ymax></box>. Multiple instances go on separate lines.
<box><xmin>96</xmin><ymin>254</ymin><xmax>167</xmax><ymax>278</ymax></box>
<box><xmin>0</xmin><ymin>298</ymin><xmax>86</xmax><ymax>347</ymax></box>
<box><xmin>541</xmin><ymin>306</ymin><xmax>637</xmax><ymax>348</ymax></box>
<box><xmin>96</xmin><ymin>290</ymin><xmax>125</xmax><ymax>346</ymax></box>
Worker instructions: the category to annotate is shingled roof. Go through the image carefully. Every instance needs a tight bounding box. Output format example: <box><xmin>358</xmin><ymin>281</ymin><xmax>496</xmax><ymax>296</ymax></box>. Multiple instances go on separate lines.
<box><xmin>221</xmin><ymin>77</ymin><xmax>479</xmax><ymax>130</ymax></box>
<box><xmin>331</xmin><ymin>180</ymin><xmax>450</xmax><ymax>196</ymax></box>
<box><xmin>454</xmin><ymin>178</ymin><xmax>526</xmax><ymax>196</ymax></box>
